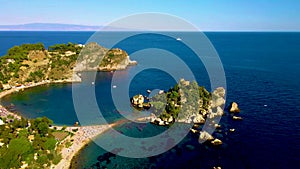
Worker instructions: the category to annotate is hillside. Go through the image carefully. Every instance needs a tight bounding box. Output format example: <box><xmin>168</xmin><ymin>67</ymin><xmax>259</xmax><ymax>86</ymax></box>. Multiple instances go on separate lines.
<box><xmin>0</xmin><ymin>42</ymin><xmax>136</xmax><ymax>89</ymax></box>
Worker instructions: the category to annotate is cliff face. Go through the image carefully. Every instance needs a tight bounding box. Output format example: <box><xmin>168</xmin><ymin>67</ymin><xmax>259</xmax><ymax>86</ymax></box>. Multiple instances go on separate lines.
<box><xmin>0</xmin><ymin>42</ymin><xmax>136</xmax><ymax>86</ymax></box>
<box><xmin>74</xmin><ymin>42</ymin><xmax>137</xmax><ymax>72</ymax></box>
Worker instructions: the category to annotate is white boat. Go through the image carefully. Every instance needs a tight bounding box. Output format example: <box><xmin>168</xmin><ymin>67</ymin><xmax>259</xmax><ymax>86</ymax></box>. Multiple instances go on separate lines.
<box><xmin>112</xmin><ymin>85</ymin><xmax>117</xmax><ymax>88</ymax></box>
<box><xmin>176</xmin><ymin>37</ymin><xmax>182</xmax><ymax>41</ymax></box>
<box><xmin>91</xmin><ymin>82</ymin><xmax>95</xmax><ymax>85</ymax></box>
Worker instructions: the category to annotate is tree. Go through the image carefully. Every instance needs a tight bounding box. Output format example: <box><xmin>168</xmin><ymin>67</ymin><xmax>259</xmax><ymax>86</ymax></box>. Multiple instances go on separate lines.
<box><xmin>37</xmin><ymin>122</ymin><xmax>49</xmax><ymax>136</ymax></box>
<box><xmin>0</xmin><ymin>137</ymin><xmax>33</xmax><ymax>169</ymax></box>
<box><xmin>150</xmin><ymin>101</ymin><xmax>166</xmax><ymax>116</ymax></box>
<box><xmin>31</xmin><ymin>117</ymin><xmax>52</xmax><ymax>136</ymax></box>
<box><xmin>44</xmin><ymin>138</ymin><xmax>57</xmax><ymax>150</ymax></box>
<box><xmin>0</xmin><ymin>82</ymin><xmax>3</xmax><ymax>90</ymax></box>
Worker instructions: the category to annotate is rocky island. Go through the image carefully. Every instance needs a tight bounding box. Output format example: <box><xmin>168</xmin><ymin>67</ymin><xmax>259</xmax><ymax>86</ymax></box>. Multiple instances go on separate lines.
<box><xmin>132</xmin><ymin>78</ymin><xmax>242</xmax><ymax>146</ymax></box>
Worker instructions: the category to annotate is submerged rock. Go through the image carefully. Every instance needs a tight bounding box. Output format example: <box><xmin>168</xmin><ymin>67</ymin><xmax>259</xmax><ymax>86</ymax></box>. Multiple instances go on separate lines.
<box><xmin>228</xmin><ymin>102</ymin><xmax>240</xmax><ymax>113</ymax></box>
<box><xmin>185</xmin><ymin>145</ymin><xmax>195</xmax><ymax>151</ymax></box>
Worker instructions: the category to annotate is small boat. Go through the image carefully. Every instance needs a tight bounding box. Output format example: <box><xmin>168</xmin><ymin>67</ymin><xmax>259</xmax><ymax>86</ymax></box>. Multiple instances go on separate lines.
<box><xmin>147</xmin><ymin>89</ymin><xmax>151</xmax><ymax>93</ymax></box>
<box><xmin>112</xmin><ymin>85</ymin><xmax>117</xmax><ymax>88</ymax></box>
<box><xmin>91</xmin><ymin>82</ymin><xmax>95</xmax><ymax>85</ymax></box>
<box><xmin>176</xmin><ymin>37</ymin><xmax>182</xmax><ymax>41</ymax></box>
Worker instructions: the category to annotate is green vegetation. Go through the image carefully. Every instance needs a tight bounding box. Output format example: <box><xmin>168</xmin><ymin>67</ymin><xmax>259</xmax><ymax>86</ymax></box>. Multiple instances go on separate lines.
<box><xmin>0</xmin><ymin>43</ymin><xmax>45</xmax><ymax>84</ymax></box>
<box><xmin>0</xmin><ymin>42</ymin><xmax>83</xmax><ymax>85</ymax></box>
<box><xmin>0</xmin><ymin>42</ymin><xmax>131</xmax><ymax>86</ymax></box>
<box><xmin>26</xmin><ymin>70</ymin><xmax>45</xmax><ymax>82</ymax></box>
<box><xmin>150</xmin><ymin>80</ymin><xmax>211</xmax><ymax>121</ymax></box>
<box><xmin>48</xmin><ymin>42</ymin><xmax>81</xmax><ymax>54</ymax></box>
<box><xmin>100</xmin><ymin>49</ymin><xmax>127</xmax><ymax>67</ymax></box>
<box><xmin>0</xmin><ymin>116</ymin><xmax>66</xmax><ymax>168</ymax></box>
<box><xmin>47</xmin><ymin>43</ymin><xmax>81</xmax><ymax>80</ymax></box>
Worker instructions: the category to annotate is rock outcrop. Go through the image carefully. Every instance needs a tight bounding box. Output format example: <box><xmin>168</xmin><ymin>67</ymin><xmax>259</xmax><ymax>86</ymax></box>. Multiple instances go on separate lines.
<box><xmin>131</xmin><ymin>80</ymin><xmax>243</xmax><ymax>148</ymax></box>
<box><xmin>193</xmin><ymin>114</ymin><xmax>205</xmax><ymax>124</ymax></box>
<box><xmin>0</xmin><ymin>42</ymin><xmax>137</xmax><ymax>88</ymax></box>
<box><xmin>131</xmin><ymin>94</ymin><xmax>144</xmax><ymax>108</ymax></box>
<box><xmin>199</xmin><ymin>131</ymin><xmax>214</xmax><ymax>142</ymax></box>
<box><xmin>228</xmin><ymin>102</ymin><xmax>240</xmax><ymax>113</ymax></box>
<box><xmin>211</xmin><ymin>87</ymin><xmax>226</xmax><ymax>108</ymax></box>
<box><xmin>206</xmin><ymin>88</ymin><xmax>226</xmax><ymax>120</ymax></box>
<box><xmin>75</xmin><ymin>43</ymin><xmax>137</xmax><ymax>72</ymax></box>
<box><xmin>232</xmin><ymin>116</ymin><xmax>243</xmax><ymax>120</ymax></box>
<box><xmin>211</xmin><ymin>138</ymin><xmax>223</xmax><ymax>145</ymax></box>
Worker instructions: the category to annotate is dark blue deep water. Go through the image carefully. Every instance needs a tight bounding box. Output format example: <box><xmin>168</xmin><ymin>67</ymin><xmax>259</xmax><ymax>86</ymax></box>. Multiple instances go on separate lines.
<box><xmin>0</xmin><ymin>31</ymin><xmax>299</xmax><ymax>169</ymax></box>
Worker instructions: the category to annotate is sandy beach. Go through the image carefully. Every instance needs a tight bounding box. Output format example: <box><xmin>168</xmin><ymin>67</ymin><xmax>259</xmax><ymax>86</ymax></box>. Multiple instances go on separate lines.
<box><xmin>0</xmin><ymin>81</ymin><xmax>69</xmax><ymax>120</ymax></box>
<box><xmin>51</xmin><ymin>124</ymin><xmax>115</xmax><ymax>169</ymax></box>
<box><xmin>0</xmin><ymin>79</ymin><xmax>118</xmax><ymax>169</ymax></box>
<box><xmin>0</xmin><ymin>81</ymin><xmax>48</xmax><ymax>99</ymax></box>
<box><xmin>0</xmin><ymin>78</ymin><xmax>80</xmax><ymax>99</ymax></box>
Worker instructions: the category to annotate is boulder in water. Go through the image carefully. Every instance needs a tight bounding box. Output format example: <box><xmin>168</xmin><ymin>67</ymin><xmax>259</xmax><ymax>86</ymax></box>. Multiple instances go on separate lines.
<box><xmin>228</xmin><ymin>102</ymin><xmax>240</xmax><ymax>113</ymax></box>
<box><xmin>190</xmin><ymin>128</ymin><xmax>198</xmax><ymax>134</ymax></box>
<box><xmin>131</xmin><ymin>94</ymin><xmax>144</xmax><ymax>107</ymax></box>
<box><xmin>199</xmin><ymin>131</ymin><xmax>214</xmax><ymax>142</ymax></box>
<box><xmin>232</xmin><ymin>116</ymin><xmax>243</xmax><ymax>120</ymax></box>
<box><xmin>211</xmin><ymin>138</ymin><xmax>223</xmax><ymax>145</ymax></box>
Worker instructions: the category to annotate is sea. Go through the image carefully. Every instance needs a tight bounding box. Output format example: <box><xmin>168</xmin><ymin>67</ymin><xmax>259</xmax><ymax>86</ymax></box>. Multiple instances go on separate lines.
<box><xmin>0</xmin><ymin>31</ymin><xmax>299</xmax><ymax>169</ymax></box>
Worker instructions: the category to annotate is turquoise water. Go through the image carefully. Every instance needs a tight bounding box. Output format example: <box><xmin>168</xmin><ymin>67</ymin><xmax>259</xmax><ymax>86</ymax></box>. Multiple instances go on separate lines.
<box><xmin>1</xmin><ymin>32</ymin><xmax>300</xmax><ymax>168</ymax></box>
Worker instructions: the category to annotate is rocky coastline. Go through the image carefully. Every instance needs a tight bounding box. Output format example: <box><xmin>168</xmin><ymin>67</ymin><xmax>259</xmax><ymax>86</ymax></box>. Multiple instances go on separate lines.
<box><xmin>0</xmin><ymin>42</ymin><xmax>137</xmax><ymax>91</ymax></box>
<box><xmin>132</xmin><ymin>79</ymin><xmax>242</xmax><ymax>146</ymax></box>
<box><xmin>0</xmin><ymin>42</ymin><xmax>137</xmax><ymax>169</ymax></box>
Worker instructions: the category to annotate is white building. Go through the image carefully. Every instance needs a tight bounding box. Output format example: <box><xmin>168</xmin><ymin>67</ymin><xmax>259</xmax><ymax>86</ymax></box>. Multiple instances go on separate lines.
<box><xmin>0</xmin><ymin>119</ymin><xmax>4</xmax><ymax>125</ymax></box>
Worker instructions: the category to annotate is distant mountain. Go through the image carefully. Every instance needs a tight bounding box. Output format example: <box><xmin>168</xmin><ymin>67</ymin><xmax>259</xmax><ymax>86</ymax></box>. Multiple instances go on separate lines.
<box><xmin>0</xmin><ymin>23</ymin><xmax>105</xmax><ymax>31</ymax></box>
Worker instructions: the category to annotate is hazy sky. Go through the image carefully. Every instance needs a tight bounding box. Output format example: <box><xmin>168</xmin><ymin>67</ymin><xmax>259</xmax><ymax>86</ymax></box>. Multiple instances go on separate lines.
<box><xmin>1</xmin><ymin>0</ymin><xmax>300</xmax><ymax>31</ymax></box>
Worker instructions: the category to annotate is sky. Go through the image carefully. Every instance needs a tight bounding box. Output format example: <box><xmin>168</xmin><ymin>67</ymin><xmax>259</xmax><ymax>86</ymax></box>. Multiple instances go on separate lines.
<box><xmin>0</xmin><ymin>0</ymin><xmax>300</xmax><ymax>31</ymax></box>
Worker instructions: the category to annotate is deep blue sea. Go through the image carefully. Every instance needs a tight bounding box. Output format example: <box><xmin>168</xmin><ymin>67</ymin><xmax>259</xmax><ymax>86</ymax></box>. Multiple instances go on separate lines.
<box><xmin>0</xmin><ymin>31</ymin><xmax>299</xmax><ymax>169</ymax></box>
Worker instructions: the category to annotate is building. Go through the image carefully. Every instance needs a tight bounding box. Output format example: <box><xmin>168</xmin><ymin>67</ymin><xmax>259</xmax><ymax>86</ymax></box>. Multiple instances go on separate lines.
<box><xmin>0</xmin><ymin>119</ymin><xmax>4</xmax><ymax>125</ymax></box>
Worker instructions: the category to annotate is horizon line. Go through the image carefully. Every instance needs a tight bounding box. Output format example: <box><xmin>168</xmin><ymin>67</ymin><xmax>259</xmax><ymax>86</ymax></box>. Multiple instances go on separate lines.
<box><xmin>0</xmin><ymin>23</ymin><xmax>298</xmax><ymax>32</ymax></box>
<box><xmin>0</xmin><ymin>30</ymin><xmax>299</xmax><ymax>32</ymax></box>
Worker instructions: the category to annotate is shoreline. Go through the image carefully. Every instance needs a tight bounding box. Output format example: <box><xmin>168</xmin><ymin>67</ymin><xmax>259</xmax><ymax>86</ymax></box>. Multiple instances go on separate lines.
<box><xmin>0</xmin><ymin>79</ymin><xmax>120</xmax><ymax>169</ymax></box>
<box><xmin>51</xmin><ymin>124</ymin><xmax>117</xmax><ymax>169</ymax></box>
<box><xmin>0</xmin><ymin>79</ymin><xmax>80</xmax><ymax>100</ymax></box>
